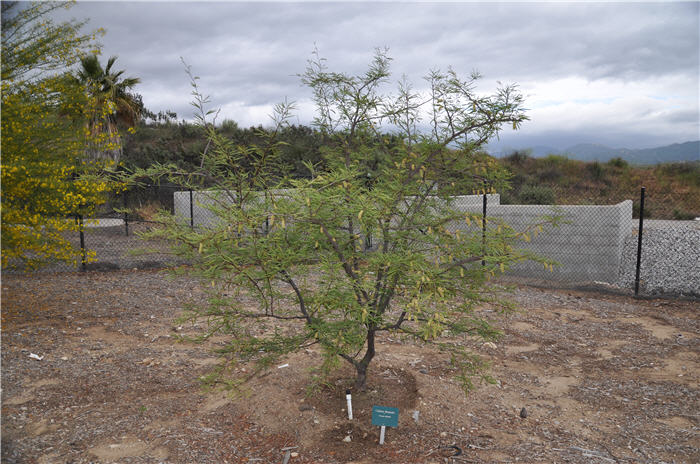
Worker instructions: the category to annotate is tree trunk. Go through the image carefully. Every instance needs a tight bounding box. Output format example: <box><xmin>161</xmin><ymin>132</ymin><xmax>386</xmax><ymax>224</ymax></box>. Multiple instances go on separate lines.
<box><xmin>353</xmin><ymin>329</ymin><xmax>376</xmax><ymax>390</ymax></box>
<box><xmin>354</xmin><ymin>363</ymin><xmax>368</xmax><ymax>390</ymax></box>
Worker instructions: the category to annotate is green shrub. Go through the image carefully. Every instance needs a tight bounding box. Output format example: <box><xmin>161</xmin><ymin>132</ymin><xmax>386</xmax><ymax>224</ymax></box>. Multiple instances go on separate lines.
<box><xmin>588</xmin><ymin>161</ymin><xmax>604</xmax><ymax>180</ymax></box>
<box><xmin>519</xmin><ymin>185</ymin><xmax>555</xmax><ymax>204</ymax></box>
<box><xmin>499</xmin><ymin>191</ymin><xmax>518</xmax><ymax>205</ymax></box>
<box><xmin>607</xmin><ymin>157</ymin><xmax>628</xmax><ymax>168</ymax></box>
<box><xmin>542</xmin><ymin>154</ymin><xmax>569</xmax><ymax>165</ymax></box>
<box><xmin>135</xmin><ymin>49</ymin><xmax>547</xmax><ymax>395</ymax></box>
<box><xmin>658</xmin><ymin>161</ymin><xmax>700</xmax><ymax>187</ymax></box>
<box><xmin>505</xmin><ymin>149</ymin><xmax>530</xmax><ymax>165</ymax></box>
<box><xmin>673</xmin><ymin>209</ymin><xmax>697</xmax><ymax>220</ymax></box>
<box><xmin>219</xmin><ymin>118</ymin><xmax>239</xmax><ymax>132</ymax></box>
<box><xmin>536</xmin><ymin>167</ymin><xmax>562</xmax><ymax>182</ymax></box>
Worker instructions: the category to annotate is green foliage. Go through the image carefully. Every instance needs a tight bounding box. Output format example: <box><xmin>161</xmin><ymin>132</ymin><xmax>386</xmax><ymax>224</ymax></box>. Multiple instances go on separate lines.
<box><xmin>504</xmin><ymin>149</ymin><xmax>531</xmax><ymax>165</ymax></box>
<box><xmin>588</xmin><ymin>160</ymin><xmax>604</xmax><ymax>180</ymax></box>
<box><xmin>499</xmin><ymin>154</ymin><xmax>699</xmax><ymax>217</ymax></box>
<box><xmin>607</xmin><ymin>157</ymin><xmax>628</xmax><ymax>169</ymax></box>
<box><xmin>219</xmin><ymin>118</ymin><xmax>238</xmax><ymax>132</ymax></box>
<box><xmin>1</xmin><ymin>1</ymin><xmax>101</xmax><ymax>83</ymax></box>
<box><xmin>134</xmin><ymin>50</ymin><xmax>553</xmax><ymax>393</ymax></box>
<box><xmin>122</xmin><ymin>120</ymin><xmax>326</xmax><ymax>181</ymax></box>
<box><xmin>542</xmin><ymin>154</ymin><xmax>570</xmax><ymax>166</ymax></box>
<box><xmin>656</xmin><ymin>161</ymin><xmax>700</xmax><ymax>188</ymax></box>
<box><xmin>672</xmin><ymin>208</ymin><xmax>696</xmax><ymax>220</ymax></box>
<box><xmin>76</xmin><ymin>54</ymin><xmax>142</xmax><ymax>162</ymax></box>
<box><xmin>519</xmin><ymin>185</ymin><xmax>556</xmax><ymax>205</ymax></box>
<box><xmin>1</xmin><ymin>1</ymin><xmax>116</xmax><ymax>270</ymax></box>
<box><xmin>122</xmin><ymin>120</ymin><xmax>206</xmax><ymax>171</ymax></box>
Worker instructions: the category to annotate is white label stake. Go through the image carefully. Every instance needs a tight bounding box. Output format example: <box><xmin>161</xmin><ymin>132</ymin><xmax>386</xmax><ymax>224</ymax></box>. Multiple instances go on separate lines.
<box><xmin>372</xmin><ymin>405</ymin><xmax>398</xmax><ymax>445</ymax></box>
<box><xmin>345</xmin><ymin>389</ymin><xmax>353</xmax><ymax>420</ymax></box>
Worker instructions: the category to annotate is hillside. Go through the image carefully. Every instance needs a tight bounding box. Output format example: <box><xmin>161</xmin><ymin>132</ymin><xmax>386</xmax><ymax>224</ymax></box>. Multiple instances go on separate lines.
<box><xmin>498</xmin><ymin>153</ymin><xmax>700</xmax><ymax>220</ymax></box>
<box><xmin>121</xmin><ymin>123</ymin><xmax>699</xmax><ymax>220</ymax></box>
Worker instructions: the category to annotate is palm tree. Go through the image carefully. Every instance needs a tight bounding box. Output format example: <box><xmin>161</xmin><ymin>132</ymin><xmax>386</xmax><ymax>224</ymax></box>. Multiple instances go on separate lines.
<box><xmin>77</xmin><ymin>55</ymin><xmax>141</xmax><ymax>162</ymax></box>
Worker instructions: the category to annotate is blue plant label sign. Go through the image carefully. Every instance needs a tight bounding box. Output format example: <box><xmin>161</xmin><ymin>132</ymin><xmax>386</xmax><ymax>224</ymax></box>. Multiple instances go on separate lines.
<box><xmin>371</xmin><ymin>405</ymin><xmax>399</xmax><ymax>428</ymax></box>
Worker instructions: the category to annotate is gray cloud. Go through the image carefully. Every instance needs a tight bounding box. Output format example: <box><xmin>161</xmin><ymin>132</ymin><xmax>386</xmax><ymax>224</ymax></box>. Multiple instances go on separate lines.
<box><xmin>53</xmin><ymin>1</ymin><xmax>699</xmax><ymax>148</ymax></box>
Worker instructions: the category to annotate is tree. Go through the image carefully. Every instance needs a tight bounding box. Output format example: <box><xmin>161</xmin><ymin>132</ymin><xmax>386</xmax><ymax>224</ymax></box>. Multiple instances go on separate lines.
<box><xmin>76</xmin><ymin>54</ymin><xmax>142</xmax><ymax>162</ymax></box>
<box><xmin>1</xmin><ymin>1</ymin><xmax>114</xmax><ymax>270</ymax></box>
<box><xmin>140</xmin><ymin>50</ymin><xmax>552</xmax><ymax>392</ymax></box>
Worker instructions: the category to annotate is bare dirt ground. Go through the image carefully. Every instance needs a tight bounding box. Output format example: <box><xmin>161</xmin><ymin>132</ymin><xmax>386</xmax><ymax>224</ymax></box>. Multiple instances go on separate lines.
<box><xmin>2</xmin><ymin>269</ymin><xmax>698</xmax><ymax>463</ymax></box>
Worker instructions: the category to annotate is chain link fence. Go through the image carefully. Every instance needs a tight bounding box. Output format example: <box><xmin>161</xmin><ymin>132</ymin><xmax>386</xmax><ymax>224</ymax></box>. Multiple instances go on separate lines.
<box><xmin>7</xmin><ymin>184</ymin><xmax>187</xmax><ymax>273</ymax></box>
<box><xmin>9</xmin><ymin>183</ymin><xmax>700</xmax><ymax>298</ymax></box>
<box><xmin>73</xmin><ymin>184</ymin><xmax>187</xmax><ymax>271</ymax></box>
<box><xmin>451</xmin><ymin>190</ymin><xmax>699</xmax><ymax>297</ymax></box>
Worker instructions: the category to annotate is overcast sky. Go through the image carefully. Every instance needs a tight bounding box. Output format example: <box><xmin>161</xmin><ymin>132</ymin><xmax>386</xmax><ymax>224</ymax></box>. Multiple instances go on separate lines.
<box><xmin>54</xmin><ymin>1</ymin><xmax>699</xmax><ymax>152</ymax></box>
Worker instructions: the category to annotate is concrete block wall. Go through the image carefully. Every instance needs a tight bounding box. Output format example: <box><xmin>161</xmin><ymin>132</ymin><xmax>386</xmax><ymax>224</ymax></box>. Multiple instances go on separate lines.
<box><xmin>173</xmin><ymin>190</ymin><xmax>232</xmax><ymax>227</ymax></box>
<box><xmin>452</xmin><ymin>194</ymin><xmax>501</xmax><ymax>208</ymax></box>
<box><xmin>175</xmin><ymin>190</ymin><xmax>633</xmax><ymax>284</ymax></box>
<box><xmin>173</xmin><ymin>189</ymin><xmax>295</xmax><ymax>228</ymax></box>
<box><xmin>452</xmin><ymin>199</ymin><xmax>633</xmax><ymax>283</ymax></box>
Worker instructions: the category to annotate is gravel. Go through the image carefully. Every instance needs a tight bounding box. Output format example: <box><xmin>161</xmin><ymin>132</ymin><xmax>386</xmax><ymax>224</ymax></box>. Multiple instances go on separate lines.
<box><xmin>3</xmin><ymin>270</ymin><xmax>699</xmax><ymax>463</ymax></box>
<box><xmin>618</xmin><ymin>220</ymin><xmax>700</xmax><ymax>297</ymax></box>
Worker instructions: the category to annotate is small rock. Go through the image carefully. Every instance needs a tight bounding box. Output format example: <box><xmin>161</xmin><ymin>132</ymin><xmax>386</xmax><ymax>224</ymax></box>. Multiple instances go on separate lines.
<box><xmin>520</xmin><ymin>407</ymin><xmax>528</xmax><ymax>418</ymax></box>
<box><xmin>343</xmin><ymin>435</ymin><xmax>352</xmax><ymax>442</ymax></box>
<box><xmin>483</xmin><ymin>342</ymin><xmax>497</xmax><ymax>350</ymax></box>
<box><xmin>299</xmin><ymin>404</ymin><xmax>313</xmax><ymax>412</ymax></box>
<box><xmin>313</xmin><ymin>419</ymin><xmax>320</xmax><ymax>425</ymax></box>
<box><xmin>290</xmin><ymin>452</ymin><xmax>299</xmax><ymax>458</ymax></box>
<box><xmin>419</xmin><ymin>369</ymin><xmax>429</xmax><ymax>374</ymax></box>
<box><xmin>440</xmin><ymin>431</ymin><xmax>447</xmax><ymax>438</ymax></box>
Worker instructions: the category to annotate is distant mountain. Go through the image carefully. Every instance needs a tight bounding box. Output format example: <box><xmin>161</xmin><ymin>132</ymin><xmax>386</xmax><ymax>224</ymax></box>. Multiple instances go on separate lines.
<box><xmin>561</xmin><ymin>141</ymin><xmax>699</xmax><ymax>164</ymax></box>
<box><xmin>495</xmin><ymin>141</ymin><xmax>699</xmax><ymax>164</ymax></box>
<box><xmin>527</xmin><ymin>145</ymin><xmax>560</xmax><ymax>158</ymax></box>
<box><xmin>562</xmin><ymin>143</ymin><xmax>632</xmax><ymax>161</ymax></box>
<box><xmin>627</xmin><ymin>141</ymin><xmax>700</xmax><ymax>164</ymax></box>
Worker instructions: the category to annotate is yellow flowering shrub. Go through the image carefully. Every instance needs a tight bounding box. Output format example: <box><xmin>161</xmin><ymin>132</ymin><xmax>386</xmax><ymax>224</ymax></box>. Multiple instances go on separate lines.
<box><xmin>1</xmin><ymin>2</ymin><xmax>117</xmax><ymax>269</ymax></box>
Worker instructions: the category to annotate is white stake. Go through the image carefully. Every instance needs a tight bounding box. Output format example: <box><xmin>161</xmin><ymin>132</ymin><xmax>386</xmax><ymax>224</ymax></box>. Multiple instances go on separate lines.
<box><xmin>379</xmin><ymin>425</ymin><xmax>386</xmax><ymax>445</ymax></box>
<box><xmin>345</xmin><ymin>389</ymin><xmax>353</xmax><ymax>420</ymax></box>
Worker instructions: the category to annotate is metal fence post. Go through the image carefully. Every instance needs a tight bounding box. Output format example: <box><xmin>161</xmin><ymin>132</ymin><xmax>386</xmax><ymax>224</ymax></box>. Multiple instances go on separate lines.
<box><xmin>482</xmin><ymin>192</ymin><xmax>487</xmax><ymax>266</ymax></box>
<box><xmin>634</xmin><ymin>186</ymin><xmax>646</xmax><ymax>296</ymax></box>
<box><xmin>77</xmin><ymin>214</ymin><xmax>87</xmax><ymax>272</ymax></box>
<box><xmin>189</xmin><ymin>188</ymin><xmax>194</xmax><ymax>229</ymax></box>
